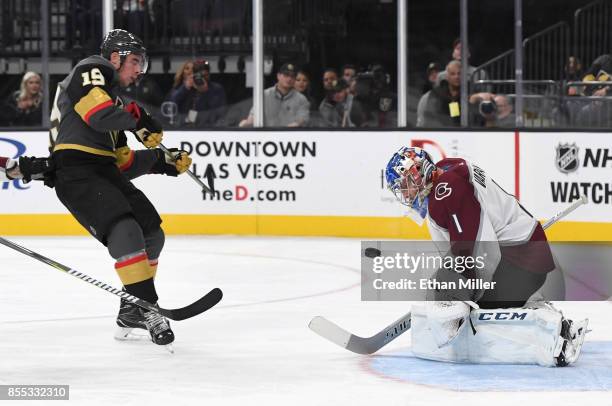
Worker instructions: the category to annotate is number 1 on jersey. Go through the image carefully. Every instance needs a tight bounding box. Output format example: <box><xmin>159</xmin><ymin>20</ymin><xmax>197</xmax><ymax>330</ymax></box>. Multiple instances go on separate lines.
<box><xmin>452</xmin><ymin>214</ymin><xmax>463</xmax><ymax>233</ymax></box>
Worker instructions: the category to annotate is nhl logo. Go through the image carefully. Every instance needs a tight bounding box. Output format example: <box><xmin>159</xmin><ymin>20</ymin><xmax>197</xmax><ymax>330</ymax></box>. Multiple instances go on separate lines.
<box><xmin>555</xmin><ymin>143</ymin><xmax>579</xmax><ymax>173</ymax></box>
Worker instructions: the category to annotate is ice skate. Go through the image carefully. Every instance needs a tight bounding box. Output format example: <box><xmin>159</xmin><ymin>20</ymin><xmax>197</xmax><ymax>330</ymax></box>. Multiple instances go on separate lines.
<box><xmin>114</xmin><ymin>298</ymin><xmax>150</xmax><ymax>341</ymax></box>
<box><xmin>141</xmin><ymin>306</ymin><xmax>175</xmax><ymax>353</ymax></box>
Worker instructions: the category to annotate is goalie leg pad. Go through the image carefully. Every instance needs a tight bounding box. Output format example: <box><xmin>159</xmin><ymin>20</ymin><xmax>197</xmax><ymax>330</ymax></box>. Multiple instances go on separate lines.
<box><xmin>412</xmin><ymin>303</ymin><xmax>587</xmax><ymax>367</ymax></box>
<box><xmin>425</xmin><ymin>301</ymin><xmax>471</xmax><ymax>348</ymax></box>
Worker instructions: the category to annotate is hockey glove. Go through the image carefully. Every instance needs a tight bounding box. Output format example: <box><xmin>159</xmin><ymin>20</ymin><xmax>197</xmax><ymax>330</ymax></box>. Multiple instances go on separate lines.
<box><xmin>125</xmin><ymin>102</ymin><xmax>163</xmax><ymax>148</ymax></box>
<box><xmin>2</xmin><ymin>158</ymin><xmax>20</xmax><ymax>180</ymax></box>
<box><xmin>151</xmin><ymin>148</ymin><xmax>192</xmax><ymax>176</ymax></box>
<box><xmin>18</xmin><ymin>156</ymin><xmax>55</xmax><ymax>183</ymax></box>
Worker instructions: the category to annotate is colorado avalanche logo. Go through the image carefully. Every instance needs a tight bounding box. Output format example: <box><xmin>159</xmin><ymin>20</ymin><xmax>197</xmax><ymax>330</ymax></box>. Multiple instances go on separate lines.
<box><xmin>434</xmin><ymin>182</ymin><xmax>452</xmax><ymax>200</ymax></box>
<box><xmin>555</xmin><ymin>143</ymin><xmax>579</xmax><ymax>174</ymax></box>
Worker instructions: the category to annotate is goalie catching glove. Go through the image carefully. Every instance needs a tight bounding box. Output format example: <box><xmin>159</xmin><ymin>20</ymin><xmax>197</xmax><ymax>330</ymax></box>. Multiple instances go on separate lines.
<box><xmin>125</xmin><ymin>101</ymin><xmax>163</xmax><ymax>148</ymax></box>
<box><xmin>150</xmin><ymin>148</ymin><xmax>192</xmax><ymax>177</ymax></box>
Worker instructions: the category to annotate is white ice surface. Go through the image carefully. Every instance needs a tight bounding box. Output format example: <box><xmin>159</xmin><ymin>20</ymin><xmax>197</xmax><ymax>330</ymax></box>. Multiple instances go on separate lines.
<box><xmin>0</xmin><ymin>236</ymin><xmax>610</xmax><ymax>405</ymax></box>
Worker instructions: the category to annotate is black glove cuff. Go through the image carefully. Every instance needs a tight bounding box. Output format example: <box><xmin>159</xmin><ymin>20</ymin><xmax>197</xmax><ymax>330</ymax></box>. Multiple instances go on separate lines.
<box><xmin>137</xmin><ymin>110</ymin><xmax>163</xmax><ymax>133</ymax></box>
<box><xmin>18</xmin><ymin>156</ymin><xmax>55</xmax><ymax>183</ymax></box>
<box><xmin>150</xmin><ymin>149</ymin><xmax>179</xmax><ymax>177</ymax></box>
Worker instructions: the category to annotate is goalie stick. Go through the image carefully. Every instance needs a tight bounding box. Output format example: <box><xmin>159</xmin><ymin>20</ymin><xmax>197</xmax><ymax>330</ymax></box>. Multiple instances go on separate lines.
<box><xmin>309</xmin><ymin>312</ymin><xmax>412</xmax><ymax>355</ymax></box>
<box><xmin>0</xmin><ymin>236</ymin><xmax>222</xmax><ymax>321</ymax></box>
<box><xmin>309</xmin><ymin>195</ymin><xmax>588</xmax><ymax>354</ymax></box>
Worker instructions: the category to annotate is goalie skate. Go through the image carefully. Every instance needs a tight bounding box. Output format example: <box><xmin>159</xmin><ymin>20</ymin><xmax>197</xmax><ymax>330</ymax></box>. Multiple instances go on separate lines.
<box><xmin>555</xmin><ymin>318</ymin><xmax>589</xmax><ymax>367</ymax></box>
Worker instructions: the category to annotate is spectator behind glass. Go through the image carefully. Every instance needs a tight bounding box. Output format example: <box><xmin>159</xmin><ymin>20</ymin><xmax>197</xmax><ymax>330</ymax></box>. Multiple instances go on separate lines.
<box><xmin>438</xmin><ymin>38</ymin><xmax>488</xmax><ymax>92</ymax></box>
<box><xmin>423</xmin><ymin>60</ymin><xmax>461</xmax><ymax>127</ymax></box>
<box><xmin>294</xmin><ymin>70</ymin><xmax>316</xmax><ymax>111</ymax></box>
<box><xmin>239</xmin><ymin>63</ymin><xmax>309</xmax><ymax>127</ymax></box>
<box><xmin>4</xmin><ymin>71</ymin><xmax>43</xmax><ymax>126</ymax></box>
<box><xmin>494</xmin><ymin>94</ymin><xmax>515</xmax><ymax>127</ymax></box>
<box><xmin>565</xmin><ymin>56</ymin><xmax>583</xmax><ymax>82</ymax></box>
<box><xmin>342</xmin><ymin>64</ymin><xmax>359</xmax><ymax>96</ymax></box>
<box><xmin>322</xmin><ymin>68</ymin><xmax>339</xmax><ymax>94</ymax></box>
<box><xmin>562</xmin><ymin>56</ymin><xmax>584</xmax><ymax>97</ymax></box>
<box><xmin>166</xmin><ymin>59</ymin><xmax>227</xmax><ymax>127</ymax></box>
<box><xmin>319</xmin><ymin>78</ymin><xmax>353</xmax><ymax>127</ymax></box>
<box><xmin>423</xmin><ymin>62</ymin><xmax>441</xmax><ymax>94</ymax></box>
<box><xmin>342</xmin><ymin>64</ymin><xmax>357</xmax><ymax>83</ymax></box>
<box><xmin>171</xmin><ymin>60</ymin><xmax>194</xmax><ymax>92</ymax></box>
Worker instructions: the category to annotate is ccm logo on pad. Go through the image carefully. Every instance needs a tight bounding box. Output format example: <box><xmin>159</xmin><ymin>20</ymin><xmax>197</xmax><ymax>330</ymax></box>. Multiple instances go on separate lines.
<box><xmin>478</xmin><ymin>312</ymin><xmax>527</xmax><ymax>321</ymax></box>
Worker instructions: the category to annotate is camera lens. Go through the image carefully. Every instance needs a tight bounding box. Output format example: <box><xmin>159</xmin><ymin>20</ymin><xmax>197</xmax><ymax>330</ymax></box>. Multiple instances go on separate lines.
<box><xmin>479</xmin><ymin>100</ymin><xmax>496</xmax><ymax>116</ymax></box>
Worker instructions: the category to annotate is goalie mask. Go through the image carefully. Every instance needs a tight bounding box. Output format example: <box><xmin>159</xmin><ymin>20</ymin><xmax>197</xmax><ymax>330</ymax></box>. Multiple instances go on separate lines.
<box><xmin>100</xmin><ymin>29</ymin><xmax>149</xmax><ymax>74</ymax></box>
<box><xmin>385</xmin><ymin>147</ymin><xmax>437</xmax><ymax>225</ymax></box>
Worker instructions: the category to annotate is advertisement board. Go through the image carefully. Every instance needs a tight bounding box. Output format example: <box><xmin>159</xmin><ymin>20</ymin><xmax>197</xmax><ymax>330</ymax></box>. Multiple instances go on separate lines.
<box><xmin>4</xmin><ymin>130</ymin><xmax>583</xmax><ymax>239</ymax></box>
<box><xmin>520</xmin><ymin>132</ymin><xmax>612</xmax><ymax>223</ymax></box>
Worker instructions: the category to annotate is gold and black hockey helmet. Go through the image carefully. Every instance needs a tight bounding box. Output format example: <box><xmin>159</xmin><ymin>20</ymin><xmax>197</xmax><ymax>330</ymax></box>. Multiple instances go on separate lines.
<box><xmin>100</xmin><ymin>29</ymin><xmax>148</xmax><ymax>73</ymax></box>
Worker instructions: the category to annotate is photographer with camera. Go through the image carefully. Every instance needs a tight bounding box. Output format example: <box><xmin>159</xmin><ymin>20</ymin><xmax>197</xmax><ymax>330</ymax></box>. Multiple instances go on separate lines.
<box><xmin>166</xmin><ymin>59</ymin><xmax>227</xmax><ymax>127</ymax></box>
<box><xmin>349</xmin><ymin>64</ymin><xmax>397</xmax><ymax>128</ymax></box>
<box><xmin>469</xmin><ymin>92</ymin><xmax>515</xmax><ymax>128</ymax></box>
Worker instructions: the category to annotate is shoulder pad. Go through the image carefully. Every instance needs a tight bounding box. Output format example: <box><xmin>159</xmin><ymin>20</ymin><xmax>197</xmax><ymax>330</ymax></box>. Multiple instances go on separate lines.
<box><xmin>71</xmin><ymin>60</ymin><xmax>117</xmax><ymax>86</ymax></box>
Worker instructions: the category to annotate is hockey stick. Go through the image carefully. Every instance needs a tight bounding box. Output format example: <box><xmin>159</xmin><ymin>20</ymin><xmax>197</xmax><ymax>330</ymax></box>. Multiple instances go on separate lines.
<box><xmin>0</xmin><ymin>236</ymin><xmax>222</xmax><ymax>321</ymax></box>
<box><xmin>308</xmin><ymin>195</ymin><xmax>589</xmax><ymax>354</ymax></box>
<box><xmin>309</xmin><ymin>313</ymin><xmax>412</xmax><ymax>355</ymax></box>
<box><xmin>541</xmin><ymin>194</ymin><xmax>588</xmax><ymax>230</ymax></box>
<box><xmin>159</xmin><ymin>143</ymin><xmax>215</xmax><ymax>196</ymax></box>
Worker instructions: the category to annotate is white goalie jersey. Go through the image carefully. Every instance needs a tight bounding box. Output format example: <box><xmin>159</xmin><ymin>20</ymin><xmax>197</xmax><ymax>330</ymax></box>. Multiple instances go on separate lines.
<box><xmin>426</xmin><ymin>158</ymin><xmax>555</xmax><ymax>280</ymax></box>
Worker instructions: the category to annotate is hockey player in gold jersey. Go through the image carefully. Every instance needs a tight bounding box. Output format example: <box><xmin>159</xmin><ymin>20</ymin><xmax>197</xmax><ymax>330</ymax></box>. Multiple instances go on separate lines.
<box><xmin>50</xmin><ymin>29</ymin><xmax>191</xmax><ymax>349</ymax></box>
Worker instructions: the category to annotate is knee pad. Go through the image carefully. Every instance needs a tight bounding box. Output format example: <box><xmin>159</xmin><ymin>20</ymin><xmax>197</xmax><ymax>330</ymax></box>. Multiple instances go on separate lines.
<box><xmin>107</xmin><ymin>216</ymin><xmax>146</xmax><ymax>259</ymax></box>
<box><xmin>144</xmin><ymin>227</ymin><xmax>165</xmax><ymax>261</ymax></box>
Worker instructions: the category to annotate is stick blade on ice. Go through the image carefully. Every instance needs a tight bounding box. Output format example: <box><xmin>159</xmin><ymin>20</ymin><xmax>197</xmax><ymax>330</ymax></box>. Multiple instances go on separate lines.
<box><xmin>309</xmin><ymin>316</ymin><xmax>354</xmax><ymax>350</ymax></box>
<box><xmin>309</xmin><ymin>312</ymin><xmax>412</xmax><ymax>355</ymax></box>
<box><xmin>159</xmin><ymin>288</ymin><xmax>223</xmax><ymax>321</ymax></box>
<box><xmin>308</xmin><ymin>316</ymin><xmax>384</xmax><ymax>355</ymax></box>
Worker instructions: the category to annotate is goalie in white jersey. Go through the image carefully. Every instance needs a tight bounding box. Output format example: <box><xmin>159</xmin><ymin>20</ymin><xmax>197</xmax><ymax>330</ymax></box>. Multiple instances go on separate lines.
<box><xmin>384</xmin><ymin>146</ymin><xmax>587</xmax><ymax>367</ymax></box>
